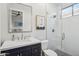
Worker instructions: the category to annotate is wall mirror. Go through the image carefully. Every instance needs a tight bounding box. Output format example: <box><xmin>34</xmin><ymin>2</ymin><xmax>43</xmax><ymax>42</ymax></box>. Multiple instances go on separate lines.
<box><xmin>8</xmin><ymin>3</ymin><xmax>32</xmax><ymax>33</ymax></box>
<box><xmin>10</xmin><ymin>9</ymin><xmax>23</xmax><ymax>32</ymax></box>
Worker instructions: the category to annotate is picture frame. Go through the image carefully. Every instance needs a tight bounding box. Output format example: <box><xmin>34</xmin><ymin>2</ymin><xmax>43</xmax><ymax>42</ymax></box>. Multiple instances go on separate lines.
<box><xmin>36</xmin><ymin>15</ymin><xmax>45</xmax><ymax>30</ymax></box>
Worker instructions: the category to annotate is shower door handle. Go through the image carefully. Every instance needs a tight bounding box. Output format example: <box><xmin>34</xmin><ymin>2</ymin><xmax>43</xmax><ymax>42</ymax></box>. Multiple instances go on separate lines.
<box><xmin>62</xmin><ymin>33</ymin><xmax>65</xmax><ymax>40</ymax></box>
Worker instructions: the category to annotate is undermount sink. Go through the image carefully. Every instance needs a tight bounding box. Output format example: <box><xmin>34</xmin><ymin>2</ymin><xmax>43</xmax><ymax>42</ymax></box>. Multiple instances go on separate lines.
<box><xmin>0</xmin><ymin>37</ymin><xmax>40</xmax><ymax>51</ymax></box>
<box><xmin>16</xmin><ymin>39</ymin><xmax>32</xmax><ymax>42</ymax></box>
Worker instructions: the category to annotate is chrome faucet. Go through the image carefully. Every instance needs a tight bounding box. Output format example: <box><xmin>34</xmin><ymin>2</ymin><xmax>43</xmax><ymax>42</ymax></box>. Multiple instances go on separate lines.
<box><xmin>21</xmin><ymin>33</ymin><xmax>23</xmax><ymax>40</ymax></box>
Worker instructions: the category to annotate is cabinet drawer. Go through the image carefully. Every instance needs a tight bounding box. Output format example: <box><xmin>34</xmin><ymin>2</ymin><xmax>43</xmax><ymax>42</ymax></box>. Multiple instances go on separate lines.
<box><xmin>6</xmin><ymin>52</ymin><xmax>19</xmax><ymax>56</ymax></box>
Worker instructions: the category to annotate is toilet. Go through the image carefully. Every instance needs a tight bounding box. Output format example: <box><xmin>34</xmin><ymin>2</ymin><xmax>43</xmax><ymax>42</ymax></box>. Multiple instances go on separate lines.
<box><xmin>41</xmin><ymin>40</ymin><xmax>57</xmax><ymax>56</ymax></box>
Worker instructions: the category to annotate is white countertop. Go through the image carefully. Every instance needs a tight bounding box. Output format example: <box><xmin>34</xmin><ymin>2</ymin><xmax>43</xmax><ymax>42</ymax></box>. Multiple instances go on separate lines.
<box><xmin>0</xmin><ymin>37</ymin><xmax>41</xmax><ymax>51</ymax></box>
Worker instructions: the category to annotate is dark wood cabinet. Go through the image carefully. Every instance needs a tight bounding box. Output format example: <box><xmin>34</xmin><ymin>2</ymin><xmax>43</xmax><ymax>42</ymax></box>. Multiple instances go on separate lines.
<box><xmin>31</xmin><ymin>44</ymin><xmax>41</xmax><ymax>56</ymax></box>
<box><xmin>1</xmin><ymin>48</ymin><xmax>19</xmax><ymax>56</ymax></box>
<box><xmin>1</xmin><ymin>43</ymin><xmax>41</xmax><ymax>56</ymax></box>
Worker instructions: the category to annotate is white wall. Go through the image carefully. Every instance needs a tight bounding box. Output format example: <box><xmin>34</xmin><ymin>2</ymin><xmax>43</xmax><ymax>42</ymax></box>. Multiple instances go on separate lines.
<box><xmin>0</xmin><ymin>4</ymin><xmax>11</xmax><ymax>41</ymax></box>
<box><xmin>25</xmin><ymin>3</ymin><xmax>47</xmax><ymax>41</ymax></box>
<box><xmin>0</xmin><ymin>4</ymin><xmax>1</xmax><ymax>46</ymax></box>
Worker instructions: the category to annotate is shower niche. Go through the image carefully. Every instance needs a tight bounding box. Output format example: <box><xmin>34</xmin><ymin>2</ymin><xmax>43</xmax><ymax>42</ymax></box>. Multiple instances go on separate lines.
<box><xmin>8</xmin><ymin>3</ymin><xmax>32</xmax><ymax>33</ymax></box>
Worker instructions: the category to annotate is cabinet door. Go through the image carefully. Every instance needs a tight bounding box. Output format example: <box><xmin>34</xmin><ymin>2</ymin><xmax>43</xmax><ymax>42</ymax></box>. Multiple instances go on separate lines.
<box><xmin>31</xmin><ymin>43</ymin><xmax>41</xmax><ymax>56</ymax></box>
<box><xmin>20</xmin><ymin>46</ymin><xmax>31</xmax><ymax>56</ymax></box>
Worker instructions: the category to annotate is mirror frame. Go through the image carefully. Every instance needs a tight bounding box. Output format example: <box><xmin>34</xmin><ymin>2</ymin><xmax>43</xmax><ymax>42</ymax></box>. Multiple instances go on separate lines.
<box><xmin>8</xmin><ymin>3</ymin><xmax>32</xmax><ymax>33</ymax></box>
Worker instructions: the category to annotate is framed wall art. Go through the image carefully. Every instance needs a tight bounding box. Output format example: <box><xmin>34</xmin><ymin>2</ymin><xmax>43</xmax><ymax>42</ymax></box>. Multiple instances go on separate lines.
<box><xmin>36</xmin><ymin>15</ymin><xmax>45</xmax><ymax>30</ymax></box>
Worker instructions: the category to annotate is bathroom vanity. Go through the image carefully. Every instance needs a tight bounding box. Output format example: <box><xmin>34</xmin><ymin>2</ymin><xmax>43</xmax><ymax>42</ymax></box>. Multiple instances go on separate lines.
<box><xmin>0</xmin><ymin>3</ymin><xmax>41</xmax><ymax>56</ymax></box>
<box><xmin>0</xmin><ymin>37</ymin><xmax>41</xmax><ymax>56</ymax></box>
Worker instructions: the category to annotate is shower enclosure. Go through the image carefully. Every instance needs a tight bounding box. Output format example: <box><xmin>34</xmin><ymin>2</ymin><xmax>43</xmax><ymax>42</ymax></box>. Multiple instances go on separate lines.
<box><xmin>47</xmin><ymin>3</ymin><xmax>79</xmax><ymax>56</ymax></box>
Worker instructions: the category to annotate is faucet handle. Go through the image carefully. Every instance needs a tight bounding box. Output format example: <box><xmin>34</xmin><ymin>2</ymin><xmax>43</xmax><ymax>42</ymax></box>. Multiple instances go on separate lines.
<box><xmin>17</xmin><ymin>37</ymin><xmax>19</xmax><ymax>40</ymax></box>
<box><xmin>24</xmin><ymin>36</ymin><xmax>26</xmax><ymax>40</ymax></box>
<box><xmin>12</xmin><ymin>34</ymin><xmax>15</xmax><ymax>41</ymax></box>
<box><xmin>12</xmin><ymin>35</ymin><xmax>20</xmax><ymax>40</ymax></box>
